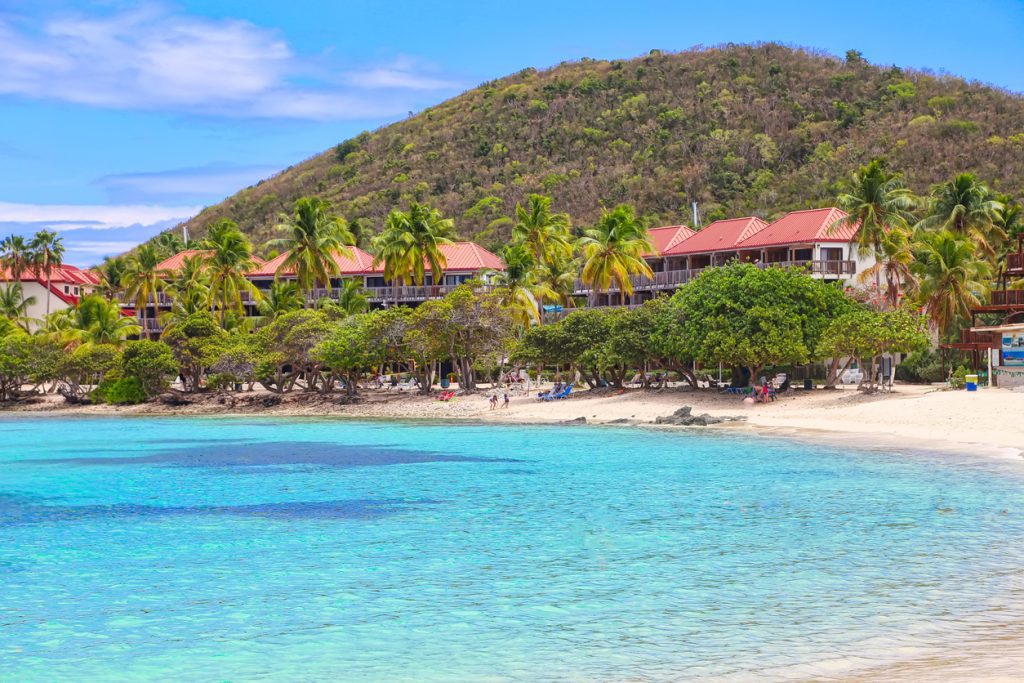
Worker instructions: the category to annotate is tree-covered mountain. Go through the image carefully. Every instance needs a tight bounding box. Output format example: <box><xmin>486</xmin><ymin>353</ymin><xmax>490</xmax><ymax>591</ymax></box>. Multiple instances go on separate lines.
<box><xmin>178</xmin><ymin>43</ymin><xmax>1024</xmax><ymax>253</ymax></box>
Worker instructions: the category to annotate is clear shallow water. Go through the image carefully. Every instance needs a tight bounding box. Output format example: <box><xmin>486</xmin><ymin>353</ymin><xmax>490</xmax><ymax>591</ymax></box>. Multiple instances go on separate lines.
<box><xmin>1</xmin><ymin>416</ymin><xmax>1023</xmax><ymax>682</ymax></box>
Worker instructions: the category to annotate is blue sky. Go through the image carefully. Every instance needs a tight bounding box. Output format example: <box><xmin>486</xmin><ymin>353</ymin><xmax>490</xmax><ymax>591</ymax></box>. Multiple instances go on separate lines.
<box><xmin>2</xmin><ymin>0</ymin><xmax>1023</xmax><ymax>265</ymax></box>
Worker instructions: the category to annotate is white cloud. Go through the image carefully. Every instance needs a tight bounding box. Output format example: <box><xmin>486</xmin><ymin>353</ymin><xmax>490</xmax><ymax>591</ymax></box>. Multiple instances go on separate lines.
<box><xmin>97</xmin><ymin>163</ymin><xmax>280</xmax><ymax>203</ymax></box>
<box><xmin>0</xmin><ymin>6</ymin><xmax>461</xmax><ymax>120</ymax></box>
<box><xmin>0</xmin><ymin>201</ymin><xmax>198</xmax><ymax>231</ymax></box>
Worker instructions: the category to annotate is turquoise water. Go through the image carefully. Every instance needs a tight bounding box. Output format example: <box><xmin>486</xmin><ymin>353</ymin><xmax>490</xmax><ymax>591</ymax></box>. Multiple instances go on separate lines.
<box><xmin>2</xmin><ymin>416</ymin><xmax>1023</xmax><ymax>681</ymax></box>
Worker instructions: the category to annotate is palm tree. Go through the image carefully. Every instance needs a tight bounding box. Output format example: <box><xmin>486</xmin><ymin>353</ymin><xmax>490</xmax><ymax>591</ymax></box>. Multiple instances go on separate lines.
<box><xmin>258</xmin><ymin>281</ymin><xmax>304</xmax><ymax>321</ymax></box>
<box><xmin>335</xmin><ymin>279</ymin><xmax>368</xmax><ymax>314</ymax></box>
<box><xmin>911</xmin><ymin>230</ymin><xmax>991</xmax><ymax>340</ymax></box>
<box><xmin>156</xmin><ymin>232</ymin><xmax>187</xmax><ymax>257</ymax></box>
<box><xmin>917</xmin><ymin>173</ymin><xmax>1005</xmax><ymax>257</ymax></box>
<box><xmin>536</xmin><ymin>255</ymin><xmax>580</xmax><ymax>308</ymax></box>
<box><xmin>166</xmin><ymin>254</ymin><xmax>211</xmax><ymax>315</ymax></box>
<box><xmin>57</xmin><ymin>295</ymin><xmax>141</xmax><ymax>347</ymax></box>
<box><xmin>203</xmin><ymin>221</ymin><xmax>260</xmax><ymax>327</ymax></box>
<box><xmin>95</xmin><ymin>256</ymin><xmax>128</xmax><ymax>302</ymax></box>
<box><xmin>28</xmin><ymin>230</ymin><xmax>65</xmax><ymax>317</ymax></box>
<box><xmin>0</xmin><ymin>235</ymin><xmax>33</xmax><ymax>281</ymax></box>
<box><xmin>373</xmin><ymin>203</ymin><xmax>454</xmax><ymax>298</ymax></box>
<box><xmin>488</xmin><ymin>245</ymin><xmax>552</xmax><ymax>328</ymax></box>
<box><xmin>576</xmin><ymin>204</ymin><xmax>654</xmax><ymax>306</ymax></box>
<box><xmin>122</xmin><ymin>244</ymin><xmax>165</xmax><ymax>340</ymax></box>
<box><xmin>856</xmin><ymin>228</ymin><xmax>918</xmax><ymax>309</ymax></box>
<box><xmin>269</xmin><ymin>198</ymin><xmax>354</xmax><ymax>302</ymax></box>
<box><xmin>829</xmin><ymin>158</ymin><xmax>916</xmax><ymax>298</ymax></box>
<box><xmin>512</xmin><ymin>194</ymin><xmax>573</xmax><ymax>265</ymax></box>
<box><xmin>0</xmin><ymin>283</ymin><xmax>36</xmax><ymax>330</ymax></box>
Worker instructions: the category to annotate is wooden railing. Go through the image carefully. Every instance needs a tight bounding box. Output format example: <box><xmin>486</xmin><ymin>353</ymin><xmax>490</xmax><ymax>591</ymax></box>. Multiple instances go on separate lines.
<box><xmin>572</xmin><ymin>260</ymin><xmax>855</xmax><ymax>294</ymax></box>
<box><xmin>311</xmin><ymin>285</ymin><xmax>489</xmax><ymax>303</ymax></box>
<box><xmin>1007</xmin><ymin>252</ymin><xmax>1024</xmax><ymax>274</ymax></box>
<box><xmin>960</xmin><ymin>329</ymin><xmax>998</xmax><ymax>346</ymax></box>
<box><xmin>991</xmin><ymin>290</ymin><xmax>1024</xmax><ymax>306</ymax></box>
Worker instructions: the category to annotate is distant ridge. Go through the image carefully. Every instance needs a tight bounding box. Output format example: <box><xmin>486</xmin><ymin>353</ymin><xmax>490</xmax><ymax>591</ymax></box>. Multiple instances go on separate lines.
<box><xmin>177</xmin><ymin>43</ymin><xmax>1024</xmax><ymax>253</ymax></box>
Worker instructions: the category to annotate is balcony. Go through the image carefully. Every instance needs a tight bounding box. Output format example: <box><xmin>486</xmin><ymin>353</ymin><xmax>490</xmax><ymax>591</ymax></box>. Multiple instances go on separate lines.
<box><xmin>991</xmin><ymin>290</ymin><xmax>1024</xmax><ymax>307</ymax></box>
<box><xmin>572</xmin><ymin>260</ymin><xmax>855</xmax><ymax>295</ymax></box>
<box><xmin>311</xmin><ymin>284</ymin><xmax>487</xmax><ymax>304</ymax></box>
<box><xmin>1007</xmin><ymin>252</ymin><xmax>1024</xmax><ymax>277</ymax></box>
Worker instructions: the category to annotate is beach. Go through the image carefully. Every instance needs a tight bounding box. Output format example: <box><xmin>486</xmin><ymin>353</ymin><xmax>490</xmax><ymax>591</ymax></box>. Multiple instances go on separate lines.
<box><xmin>11</xmin><ymin>382</ymin><xmax>1024</xmax><ymax>458</ymax></box>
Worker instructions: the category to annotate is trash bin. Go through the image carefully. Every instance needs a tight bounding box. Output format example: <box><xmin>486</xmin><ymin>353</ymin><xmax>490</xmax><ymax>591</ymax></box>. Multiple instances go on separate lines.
<box><xmin>966</xmin><ymin>374</ymin><xmax>978</xmax><ymax>392</ymax></box>
<box><xmin>803</xmin><ymin>378</ymin><xmax>813</xmax><ymax>390</ymax></box>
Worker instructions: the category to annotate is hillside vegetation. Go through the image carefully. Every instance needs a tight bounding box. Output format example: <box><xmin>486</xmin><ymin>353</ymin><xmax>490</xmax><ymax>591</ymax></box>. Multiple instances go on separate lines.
<box><xmin>179</xmin><ymin>43</ymin><xmax>1024</xmax><ymax>252</ymax></box>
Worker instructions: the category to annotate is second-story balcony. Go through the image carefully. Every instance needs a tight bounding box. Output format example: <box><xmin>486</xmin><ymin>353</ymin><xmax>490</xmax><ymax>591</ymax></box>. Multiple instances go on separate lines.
<box><xmin>1007</xmin><ymin>251</ymin><xmax>1024</xmax><ymax>277</ymax></box>
<box><xmin>572</xmin><ymin>260</ymin><xmax>855</xmax><ymax>295</ymax></box>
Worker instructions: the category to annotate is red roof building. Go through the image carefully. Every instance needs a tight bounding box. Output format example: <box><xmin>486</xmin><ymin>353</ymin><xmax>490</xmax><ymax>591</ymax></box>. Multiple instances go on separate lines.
<box><xmin>249</xmin><ymin>247</ymin><xmax>378</xmax><ymax>278</ymax></box>
<box><xmin>735</xmin><ymin>207</ymin><xmax>853</xmax><ymax>249</ymax></box>
<box><xmin>664</xmin><ymin>217</ymin><xmax>769</xmax><ymax>256</ymax></box>
<box><xmin>155</xmin><ymin>249</ymin><xmax>213</xmax><ymax>275</ymax></box>
<box><xmin>645</xmin><ymin>226</ymin><xmax>695</xmax><ymax>256</ymax></box>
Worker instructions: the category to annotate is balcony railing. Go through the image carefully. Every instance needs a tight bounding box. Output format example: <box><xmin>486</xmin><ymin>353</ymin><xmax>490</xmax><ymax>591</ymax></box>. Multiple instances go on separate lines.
<box><xmin>572</xmin><ymin>260</ymin><xmax>855</xmax><ymax>295</ymax></box>
<box><xmin>312</xmin><ymin>284</ymin><xmax>488</xmax><ymax>303</ymax></box>
<box><xmin>991</xmin><ymin>290</ymin><xmax>1024</xmax><ymax>307</ymax></box>
<box><xmin>1007</xmin><ymin>252</ymin><xmax>1024</xmax><ymax>275</ymax></box>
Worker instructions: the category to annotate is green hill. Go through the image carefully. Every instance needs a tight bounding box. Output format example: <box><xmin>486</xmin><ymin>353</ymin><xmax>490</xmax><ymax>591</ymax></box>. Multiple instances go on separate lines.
<box><xmin>179</xmin><ymin>43</ymin><xmax>1024</xmax><ymax>252</ymax></box>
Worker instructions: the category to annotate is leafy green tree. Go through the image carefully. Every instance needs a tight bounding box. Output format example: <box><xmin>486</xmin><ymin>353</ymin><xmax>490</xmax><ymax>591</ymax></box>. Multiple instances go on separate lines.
<box><xmin>911</xmin><ymin>229</ymin><xmax>990</xmax><ymax>339</ymax></box>
<box><xmin>313</xmin><ymin>314</ymin><xmax>376</xmax><ymax>397</ymax></box>
<box><xmin>123</xmin><ymin>244</ymin><xmax>166</xmax><ymax>340</ymax></box>
<box><xmin>577</xmin><ymin>204</ymin><xmax>653</xmax><ymax>305</ymax></box>
<box><xmin>817</xmin><ymin>308</ymin><xmax>928</xmax><ymax>391</ymax></box>
<box><xmin>672</xmin><ymin>263</ymin><xmax>854</xmax><ymax>382</ymax></box>
<box><xmin>373</xmin><ymin>202</ymin><xmax>455</xmax><ymax>296</ymax></box>
<box><xmin>252</xmin><ymin>309</ymin><xmax>334</xmax><ymax>392</ymax></box>
<box><xmin>56</xmin><ymin>344</ymin><xmax>120</xmax><ymax>402</ymax></box>
<box><xmin>202</xmin><ymin>220</ymin><xmax>261</xmax><ymax>326</ymax></box>
<box><xmin>917</xmin><ymin>173</ymin><xmax>1005</xmax><ymax>257</ymax></box>
<box><xmin>0</xmin><ymin>283</ymin><xmax>36</xmax><ymax>331</ymax></box>
<box><xmin>0</xmin><ymin>331</ymin><xmax>35</xmax><ymax>401</ymax></box>
<box><xmin>269</xmin><ymin>197</ymin><xmax>354</xmax><ymax>301</ymax></box>
<box><xmin>209</xmin><ymin>335</ymin><xmax>263</xmax><ymax>391</ymax></box>
<box><xmin>830</xmin><ymin>158</ymin><xmax>916</xmax><ymax>296</ymax></box>
<box><xmin>536</xmin><ymin>256</ymin><xmax>579</xmax><ymax>309</ymax></box>
<box><xmin>28</xmin><ymin>230</ymin><xmax>65</xmax><ymax>317</ymax></box>
<box><xmin>512</xmin><ymin>194</ymin><xmax>573</xmax><ymax>265</ymax></box>
<box><xmin>118</xmin><ymin>340</ymin><xmax>178</xmax><ymax>398</ymax></box>
<box><xmin>161</xmin><ymin>313</ymin><xmax>228</xmax><ymax>392</ymax></box>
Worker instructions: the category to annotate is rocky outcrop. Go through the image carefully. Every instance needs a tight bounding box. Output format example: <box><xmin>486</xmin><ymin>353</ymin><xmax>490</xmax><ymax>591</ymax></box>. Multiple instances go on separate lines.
<box><xmin>654</xmin><ymin>406</ymin><xmax>746</xmax><ymax>426</ymax></box>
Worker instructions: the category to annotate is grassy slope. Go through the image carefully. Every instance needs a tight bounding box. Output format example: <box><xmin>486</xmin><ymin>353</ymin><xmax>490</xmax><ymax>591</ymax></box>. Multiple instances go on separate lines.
<box><xmin>179</xmin><ymin>43</ymin><xmax>1024</xmax><ymax>253</ymax></box>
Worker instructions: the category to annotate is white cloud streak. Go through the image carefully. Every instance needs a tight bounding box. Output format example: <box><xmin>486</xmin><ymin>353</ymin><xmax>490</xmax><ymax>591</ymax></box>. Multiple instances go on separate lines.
<box><xmin>0</xmin><ymin>6</ymin><xmax>461</xmax><ymax>120</ymax></box>
<box><xmin>0</xmin><ymin>201</ymin><xmax>198</xmax><ymax>231</ymax></box>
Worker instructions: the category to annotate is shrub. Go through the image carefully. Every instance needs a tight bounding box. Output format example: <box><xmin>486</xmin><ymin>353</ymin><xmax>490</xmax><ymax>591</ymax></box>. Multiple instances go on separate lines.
<box><xmin>895</xmin><ymin>349</ymin><xmax>945</xmax><ymax>383</ymax></box>
<box><xmin>102</xmin><ymin>377</ymin><xmax>148</xmax><ymax>405</ymax></box>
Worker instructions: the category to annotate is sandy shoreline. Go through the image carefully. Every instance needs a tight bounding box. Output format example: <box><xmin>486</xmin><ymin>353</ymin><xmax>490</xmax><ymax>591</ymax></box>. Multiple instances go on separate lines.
<box><xmin>5</xmin><ymin>382</ymin><xmax>1023</xmax><ymax>459</ymax></box>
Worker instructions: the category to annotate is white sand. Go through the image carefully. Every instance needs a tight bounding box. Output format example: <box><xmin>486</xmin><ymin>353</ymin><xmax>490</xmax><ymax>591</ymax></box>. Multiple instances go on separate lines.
<box><xmin>15</xmin><ymin>381</ymin><xmax>1023</xmax><ymax>458</ymax></box>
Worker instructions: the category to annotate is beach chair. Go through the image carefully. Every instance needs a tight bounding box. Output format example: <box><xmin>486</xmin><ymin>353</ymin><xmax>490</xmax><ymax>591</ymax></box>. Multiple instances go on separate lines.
<box><xmin>436</xmin><ymin>390</ymin><xmax>455</xmax><ymax>402</ymax></box>
<box><xmin>544</xmin><ymin>385</ymin><xmax>573</xmax><ymax>401</ymax></box>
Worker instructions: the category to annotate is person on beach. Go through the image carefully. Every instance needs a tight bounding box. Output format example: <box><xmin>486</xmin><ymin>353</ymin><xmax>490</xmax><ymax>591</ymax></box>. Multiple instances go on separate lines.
<box><xmin>489</xmin><ymin>394</ymin><xmax>498</xmax><ymax>410</ymax></box>
<box><xmin>502</xmin><ymin>392</ymin><xmax>509</xmax><ymax>408</ymax></box>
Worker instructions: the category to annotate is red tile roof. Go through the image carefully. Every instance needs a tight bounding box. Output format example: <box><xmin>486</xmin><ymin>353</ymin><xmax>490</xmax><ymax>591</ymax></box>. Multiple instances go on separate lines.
<box><xmin>249</xmin><ymin>246</ymin><xmax>378</xmax><ymax>278</ymax></box>
<box><xmin>436</xmin><ymin>242</ymin><xmax>505</xmax><ymax>271</ymax></box>
<box><xmin>0</xmin><ymin>263</ymin><xmax>100</xmax><ymax>286</ymax></box>
<box><xmin>155</xmin><ymin>249</ymin><xmax>212</xmax><ymax>274</ymax></box>
<box><xmin>736</xmin><ymin>208</ymin><xmax>854</xmax><ymax>249</ymax></box>
<box><xmin>663</xmin><ymin>217</ymin><xmax>769</xmax><ymax>255</ymax></box>
<box><xmin>645</xmin><ymin>225</ymin><xmax>695</xmax><ymax>256</ymax></box>
<box><xmin>249</xmin><ymin>242</ymin><xmax>505</xmax><ymax>278</ymax></box>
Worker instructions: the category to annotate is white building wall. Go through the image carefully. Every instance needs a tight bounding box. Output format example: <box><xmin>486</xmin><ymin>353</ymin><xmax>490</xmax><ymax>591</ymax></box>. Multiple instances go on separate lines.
<box><xmin>1</xmin><ymin>281</ymin><xmax>75</xmax><ymax>331</ymax></box>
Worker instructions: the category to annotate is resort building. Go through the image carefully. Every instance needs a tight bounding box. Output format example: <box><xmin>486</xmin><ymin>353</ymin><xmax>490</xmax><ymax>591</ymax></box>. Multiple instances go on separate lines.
<box><xmin>248</xmin><ymin>242</ymin><xmax>505</xmax><ymax>305</ymax></box>
<box><xmin>0</xmin><ymin>264</ymin><xmax>100</xmax><ymax>331</ymax></box>
<box><xmin>579</xmin><ymin>207</ymin><xmax>874</xmax><ymax>306</ymax></box>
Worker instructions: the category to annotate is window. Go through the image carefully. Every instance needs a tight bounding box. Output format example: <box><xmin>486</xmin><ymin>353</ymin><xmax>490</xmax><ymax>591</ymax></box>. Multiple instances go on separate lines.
<box><xmin>64</xmin><ymin>285</ymin><xmax>69</xmax><ymax>294</ymax></box>
<box><xmin>794</xmin><ymin>248</ymin><xmax>813</xmax><ymax>261</ymax></box>
<box><xmin>821</xmin><ymin>247</ymin><xmax>843</xmax><ymax>261</ymax></box>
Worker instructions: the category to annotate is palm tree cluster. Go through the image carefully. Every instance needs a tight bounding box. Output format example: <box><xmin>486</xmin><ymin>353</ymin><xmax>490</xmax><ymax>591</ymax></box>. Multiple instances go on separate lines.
<box><xmin>0</xmin><ymin>230</ymin><xmax>68</xmax><ymax>327</ymax></box>
<box><xmin>831</xmin><ymin>160</ymin><xmax>1020</xmax><ymax>340</ymax></box>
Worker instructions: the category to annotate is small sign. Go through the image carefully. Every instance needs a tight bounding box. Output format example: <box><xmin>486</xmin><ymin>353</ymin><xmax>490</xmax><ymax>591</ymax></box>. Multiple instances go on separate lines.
<box><xmin>1003</xmin><ymin>332</ymin><xmax>1024</xmax><ymax>366</ymax></box>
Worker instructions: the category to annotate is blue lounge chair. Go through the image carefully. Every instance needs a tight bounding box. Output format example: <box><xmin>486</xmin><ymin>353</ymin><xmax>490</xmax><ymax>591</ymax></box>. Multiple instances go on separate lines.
<box><xmin>543</xmin><ymin>385</ymin><xmax>573</xmax><ymax>401</ymax></box>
